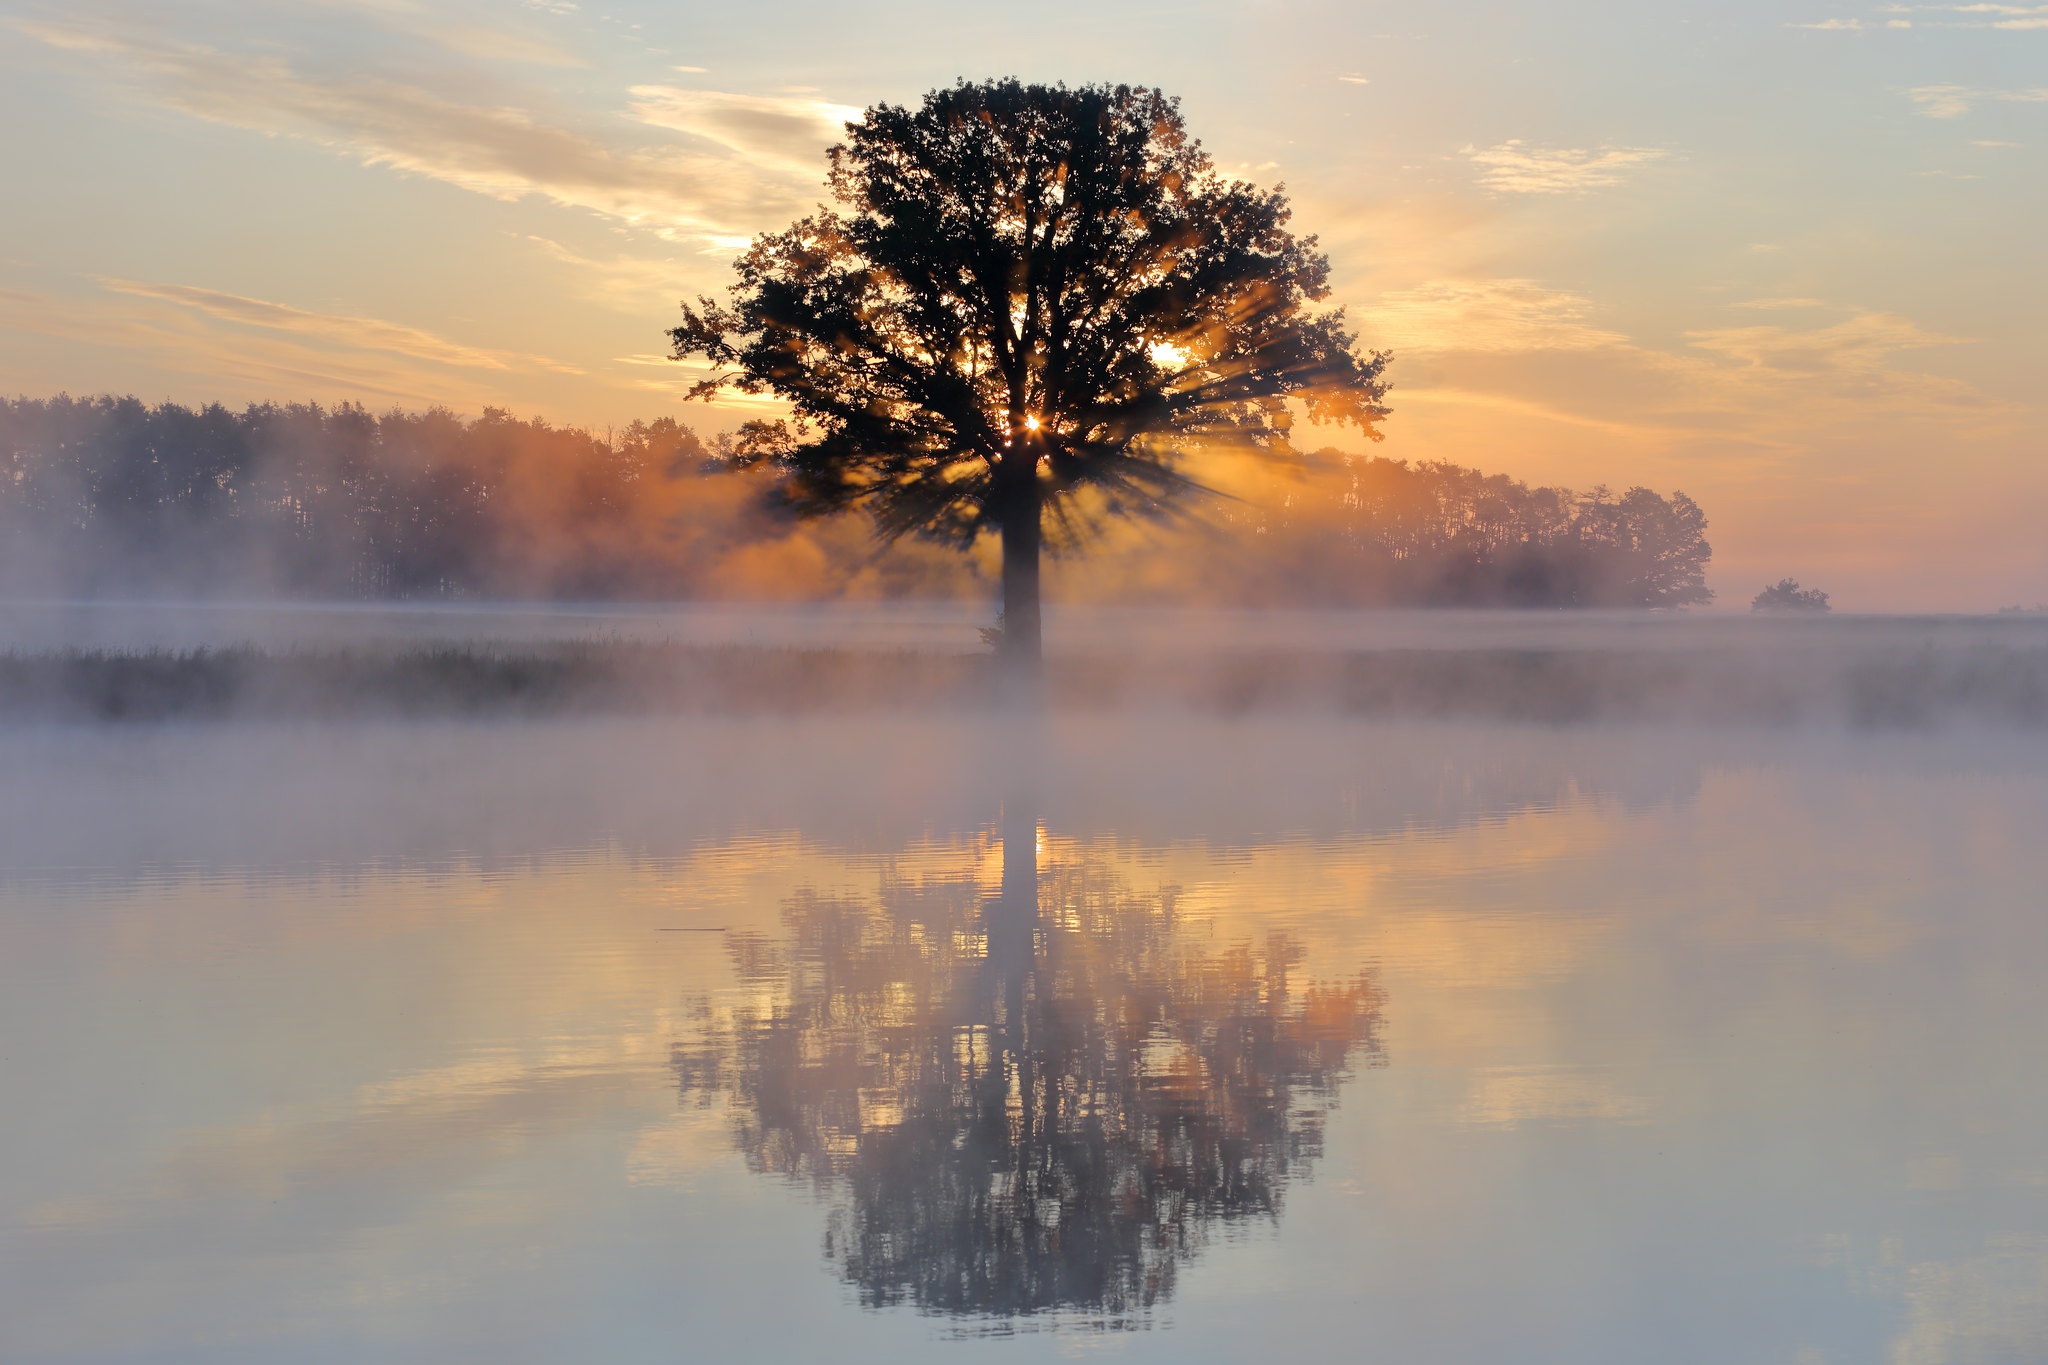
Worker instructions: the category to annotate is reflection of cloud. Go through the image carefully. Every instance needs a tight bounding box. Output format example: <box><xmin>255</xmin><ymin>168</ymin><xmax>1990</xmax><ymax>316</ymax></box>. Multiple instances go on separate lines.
<box><xmin>1890</xmin><ymin>1238</ymin><xmax>2048</xmax><ymax>1365</ymax></box>
<box><xmin>625</xmin><ymin>1110</ymin><xmax>734</xmax><ymax>1189</ymax></box>
<box><xmin>27</xmin><ymin>1039</ymin><xmax>650</xmax><ymax>1235</ymax></box>
<box><xmin>1363</xmin><ymin>278</ymin><xmax>1627</xmax><ymax>354</ymax></box>
<box><xmin>1464</xmin><ymin>140</ymin><xmax>1667</xmax><ymax>194</ymax></box>
<box><xmin>15</xmin><ymin>14</ymin><xmax>818</xmax><ymax>244</ymax></box>
<box><xmin>97</xmin><ymin>277</ymin><xmax>584</xmax><ymax>374</ymax></box>
<box><xmin>1459</xmin><ymin>1065</ymin><xmax>1650</xmax><ymax>1128</ymax></box>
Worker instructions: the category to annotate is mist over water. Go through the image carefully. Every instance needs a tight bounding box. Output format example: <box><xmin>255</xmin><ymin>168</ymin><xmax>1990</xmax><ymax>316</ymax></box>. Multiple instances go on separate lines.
<box><xmin>6</xmin><ymin>601</ymin><xmax>2048</xmax><ymax>728</ymax></box>
<box><xmin>4</xmin><ymin>603</ymin><xmax>2047</xmax><ymax>1363</ymax></box>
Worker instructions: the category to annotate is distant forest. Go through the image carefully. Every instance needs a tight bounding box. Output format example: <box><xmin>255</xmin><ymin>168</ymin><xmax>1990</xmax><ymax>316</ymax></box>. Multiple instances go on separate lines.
<box><xmin>0</xmin><ymin>395</ymin><xmax>1712</xmax><ymax>607</ymax></box>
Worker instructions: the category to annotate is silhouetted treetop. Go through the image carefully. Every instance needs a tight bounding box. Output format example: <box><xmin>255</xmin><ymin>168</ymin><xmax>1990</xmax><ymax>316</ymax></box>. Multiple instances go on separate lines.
<box><xmin>674</xmin><ymin>81</ymin><xmax>1388</xmax><ymax>541</ymax></box>
<box><xmin>670</xmin><ymin>79</ymin><xmax>1391</xmax><ymax>662</ymax></box>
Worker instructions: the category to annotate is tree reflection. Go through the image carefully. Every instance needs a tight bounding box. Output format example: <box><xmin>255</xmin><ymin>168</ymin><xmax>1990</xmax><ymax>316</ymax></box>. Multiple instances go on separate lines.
<box><xmin>673</xmin><ymin>800</ymin><xmax>1385</xmax><ymax>1329</ymax></box>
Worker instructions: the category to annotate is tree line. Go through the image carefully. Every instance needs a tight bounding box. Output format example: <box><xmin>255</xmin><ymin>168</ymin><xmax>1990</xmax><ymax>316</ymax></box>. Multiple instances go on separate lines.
<box><xmin>0</xmin><ymin>394</ymin><xmax>1712</xmax><ymax>606</ymax></box>
<box><xmin>1190</xmin><ymin>451</ymin><xmax>1714</xmax><ymax>608</ymax></box>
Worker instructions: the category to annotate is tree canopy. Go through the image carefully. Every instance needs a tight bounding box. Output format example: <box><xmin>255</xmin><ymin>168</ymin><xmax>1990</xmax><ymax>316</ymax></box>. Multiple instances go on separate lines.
<box><xmin>0</xmin><ymin>396</ymin><xmax>1713</xmax><ymax>608</ymax></box>
<box><xmin>670</xmin><ymin>79</ymin><xmax>1391</xmax><ymax>659</ymax></box>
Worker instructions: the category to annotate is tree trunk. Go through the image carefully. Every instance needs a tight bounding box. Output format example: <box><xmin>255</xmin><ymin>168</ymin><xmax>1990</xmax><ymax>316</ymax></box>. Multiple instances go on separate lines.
<box><xmin>998</xmin><ymin>462</ymin><xmax>1043</xmax><ymax>687</ymax></box>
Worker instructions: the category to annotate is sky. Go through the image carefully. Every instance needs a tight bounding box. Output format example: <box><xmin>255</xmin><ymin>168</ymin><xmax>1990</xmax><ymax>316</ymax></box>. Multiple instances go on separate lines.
<box><xmin>1</xmin><ymin>0</ymin><xmax>2043</xmax><ymax>609</ymax></box>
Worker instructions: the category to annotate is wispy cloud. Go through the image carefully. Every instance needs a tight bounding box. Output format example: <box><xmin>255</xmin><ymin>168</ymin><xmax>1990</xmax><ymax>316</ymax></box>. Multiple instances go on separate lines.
<box><xmin>1683</xmin><ymin>312</ymin><xmax>1984</xmax><ymax>410</ymax></box>
<box><xmin>14</xmin><ymin>12</ymin><xmax>825</xmax><ymax>247</ymax></box>
<box><xmin>1464</xmin><ymin>141</ymin><xmax>1667</xmax><ymax>194</ymax></box>
<box><xmin>1363</xmin><ymin>279</ymin><xmax>1629</xmax><ymax>354</ymax></box>
<box><xmin>307</xmin><ymin>0</ymin><xmax>588</xmax><ymax>67</ymax></box>
<box><xmin>626</xmin><ymin>87</ymin><xmax>861</xmax><ymax>173</ymax></box>
<box><xmin>94</xmin><ymin>278</ymin><xmax>584</xmax><ymax>374</ymax></box>
<box><xmin>1941</xmin><ymin>1</ymin><xmax>2048</xmax><ymax>26</ymax></box>
<box><xmin>0</xmin><ymin>282</ymin><xmax>520</xmax><ymax>410</ymax></box>
<box><xmin>522</xmin><ymin>236</ymin><xmax>692</xmax><ymax>312</ymax></box>
<box><xmin>1907</xmin><ymin>84</ymin><xmax>2048</xmax><ymax>117</ymax></box>
<box><xmin>1733</xmin><ymin>297</ymin><xmax>1831</xmax><ymax>310</ymax></box>
<box><xmin>1793</xmin><ymin>3</ymin><xmax>2048</xmax><ymax>27</ymax></box>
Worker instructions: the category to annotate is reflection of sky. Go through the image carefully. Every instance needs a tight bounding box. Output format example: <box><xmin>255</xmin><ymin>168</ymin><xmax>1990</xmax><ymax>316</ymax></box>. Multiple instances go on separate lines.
<box><xmin>0</xmin><ymin>0</ymin><xmax>2043</xmax><ymax>606</ymax></box>
<box><xmin>3</xmin><ymin>717</ymin><xmax>2046</xmax><ymax>1361</ymax></box>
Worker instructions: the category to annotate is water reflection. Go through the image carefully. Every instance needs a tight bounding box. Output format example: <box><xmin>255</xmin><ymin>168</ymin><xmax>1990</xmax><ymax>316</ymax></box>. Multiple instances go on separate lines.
<box><xmin>674</xmin><ymin>789</ymin><xmax>1385</xmax><ymax>1328</ymax></box>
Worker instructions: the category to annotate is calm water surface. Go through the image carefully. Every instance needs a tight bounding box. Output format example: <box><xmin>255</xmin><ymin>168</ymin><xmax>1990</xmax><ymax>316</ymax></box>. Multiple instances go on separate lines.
<box><xmin>2</xmin><ymin>715</ymin><xmax>2045</xmax><ymax>1363</ymax></box>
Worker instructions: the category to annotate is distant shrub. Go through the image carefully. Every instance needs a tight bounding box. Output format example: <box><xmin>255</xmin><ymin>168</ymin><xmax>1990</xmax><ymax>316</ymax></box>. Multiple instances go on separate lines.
<box><xmin>1752</xmin><ymin>579</ymin><xmax>1831</xmax><ymax>613</ymax></box>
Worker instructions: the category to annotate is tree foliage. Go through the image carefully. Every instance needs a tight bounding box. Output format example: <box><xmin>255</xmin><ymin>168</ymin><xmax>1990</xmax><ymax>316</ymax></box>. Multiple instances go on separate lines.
<box><xmin>1197</xmin><ymin>453</ymin><xmax>1716</xmax><ymax>608</ymax></box>
<box><xmin>1</xmin><ymin>395</ymin><xmax>1715</xmax><ymax>608</ymax></box>
<box><xmin>1751</xmin><ymin>578</ymin><xmax>1831</xmax><ymax>613</ymax></box>
<box><xmin>0</xmin><ymin>394</ymin><xmax>970</xmax><ymax>600</ymax></box>
<box><xmin>668</xmin><ymin>79</ymin><xmax>1391</xmax><ymax>553</ymax></box>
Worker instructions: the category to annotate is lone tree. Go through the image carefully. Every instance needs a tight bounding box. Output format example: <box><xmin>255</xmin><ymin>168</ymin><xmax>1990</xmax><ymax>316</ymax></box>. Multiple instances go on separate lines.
<box><xmin>1751</xmin><ymin>578</ymin><xmax>1831</xmax><ymax>613</ymax></box>
<box><xmin>670</xmin><ymin>79</ymin><xmax>1390</xmax><ymax>671</ymax></box>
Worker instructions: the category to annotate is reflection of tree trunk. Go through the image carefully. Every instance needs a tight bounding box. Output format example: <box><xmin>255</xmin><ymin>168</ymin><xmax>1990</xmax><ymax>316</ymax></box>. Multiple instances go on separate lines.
<box><xmin>988</xmin><ymin>771</ymin><xmax>1039</xmax><ymax>982</ymax></box>
<box><xmin>998</xmin><ymin>458</ymin><xmax>1042</xmax><ymax>688</ymax></box>
<box><xmin>673</xmin><ymin>739</ymin><xmax>1385</xmax><ymax>1327</ymax></box>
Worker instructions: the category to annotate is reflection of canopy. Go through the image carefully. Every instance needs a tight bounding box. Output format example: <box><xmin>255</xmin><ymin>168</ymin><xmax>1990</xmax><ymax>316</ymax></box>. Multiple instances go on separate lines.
<box><xmin>673</xmin><ymin>835</ymin><xmax>1384</xmax><ymax>1328</ymax></box>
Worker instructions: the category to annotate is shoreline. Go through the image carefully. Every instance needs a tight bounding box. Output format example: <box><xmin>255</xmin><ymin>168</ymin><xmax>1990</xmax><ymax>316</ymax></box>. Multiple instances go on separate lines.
<box><xmin>5</xmin><ymin>638</ymin><xmax>2044</xmax><ymax>727</ymax></box>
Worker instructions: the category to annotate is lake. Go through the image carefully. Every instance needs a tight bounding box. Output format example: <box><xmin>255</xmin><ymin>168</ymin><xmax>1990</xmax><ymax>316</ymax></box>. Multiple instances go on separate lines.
<box><xmin>3</xmin><ymin>617</ymin><xmax>2047</xmax><ymax>1362</ymax></box>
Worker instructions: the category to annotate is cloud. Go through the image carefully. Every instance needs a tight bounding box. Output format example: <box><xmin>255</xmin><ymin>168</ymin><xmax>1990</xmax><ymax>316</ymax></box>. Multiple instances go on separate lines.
<box><xmin>1686</xmin><ymin>311</ymin><xmax>1965</xmax><ymax>371</ymax></box>
<box><xmin>1362</xmin><ymin>278</ymin><xmax>1629</xmax><ymax>354</ymax></box>
<box><xmin>626</xmin><ymin>87</ymin><xmax>861</xmax><ymax>173</ymax></box>
<box><xmin>1823</xmin><ymin>2</ymin><xmax>2048</xmax><ymax>27</ymax></box>
<box><xmin>0</xmin><ymin>282</ymin><xmax>521</xmax><ymax>409</ymax></box>
<box><xmin>1682</xmin><ymin>312</ymin><xmax>1991</xmax><ymax>412</ymax></box>
<box><xmin>522</xmin><ymin>236</ymin><xmax>694</xmax><ymax>311</ymax></box>
<box><xmin>94</xmin><ymin>277</ymin><xmax>584</xmax><ymax>373</ymax></box>
<box><xmin>1948</xmin><ymin>0</ymin><xmax>2048</xmax><ymax>23</ymax></box>
<box><xmin>1907</xmin><ymin>84</ymin><xmax>2048</xmax><ymax>117</ymax></box>
<box><xmin>1337</xmin><ymin>73</ymin><xmax>1370</xmax><ymax>84</ymax></box>
<box><xmin>14</xmin><ymin>13</ymin><xmax>824</xmax><ymax>246</ymax></box>
<box><xmin>307</xmin><ymin>0</ymin><xmax>588</xmax><ymax>67</ymax></box>
<box><xmin>1463</xmin><ymin>140</ymin><xmax>1667</xmax><ymax>194</ymax></box>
